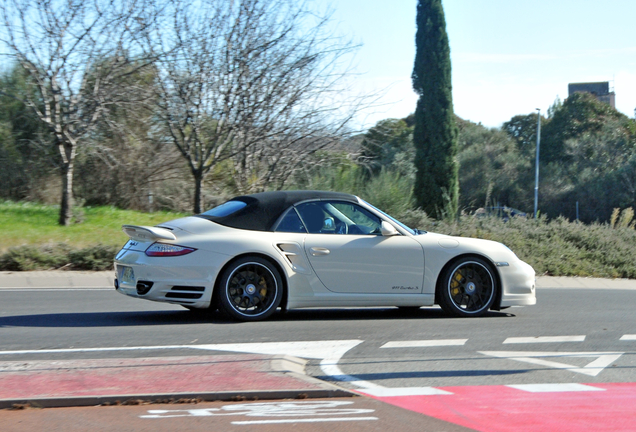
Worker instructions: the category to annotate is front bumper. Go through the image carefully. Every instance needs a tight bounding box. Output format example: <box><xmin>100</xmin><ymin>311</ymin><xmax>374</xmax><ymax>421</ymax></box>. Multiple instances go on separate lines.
<box><xmin>500</xmin><ymin>260</ymin><xmax>537</xmax><ymax>307</ymax></box>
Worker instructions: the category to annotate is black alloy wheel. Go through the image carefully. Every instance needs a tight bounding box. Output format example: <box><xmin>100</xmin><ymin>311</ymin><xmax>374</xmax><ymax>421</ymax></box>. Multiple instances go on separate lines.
<box><xmin>439</xmin><ymin>257</ymin><xmax>496</xmax><ymax>317</ymax></box>
<box><xmin>218</xmin><ymin>256</ymin><xmax>283</xmax><ymax>321</ymax></box>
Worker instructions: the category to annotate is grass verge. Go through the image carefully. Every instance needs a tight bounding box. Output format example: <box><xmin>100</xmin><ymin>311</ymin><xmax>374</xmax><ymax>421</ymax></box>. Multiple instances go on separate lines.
<box><xmin>0</xmin><ymin>201</ymin><xmax>187</xmax><ymax>271</ymax></box>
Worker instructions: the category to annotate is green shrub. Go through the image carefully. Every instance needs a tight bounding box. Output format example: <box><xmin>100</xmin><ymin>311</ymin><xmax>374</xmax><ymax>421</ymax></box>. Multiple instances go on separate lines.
<box><xmin>0</xmin><ymin>244</ymin><xmax>71</xmax><ymax>271</ymax></box>
<box><xmin>0</xmin><ymin>243</ymin><xmax>117</xmax><ymax>271</ymax></box>
<box><xmin>413</xmin><ymin>214</ymin><xmax>636</xmax><ymax>279</ymax></box>
<box><xmin>68</xmin><ymin>245</ymin><xmax>119</xmax><ymax>271</ymax></box>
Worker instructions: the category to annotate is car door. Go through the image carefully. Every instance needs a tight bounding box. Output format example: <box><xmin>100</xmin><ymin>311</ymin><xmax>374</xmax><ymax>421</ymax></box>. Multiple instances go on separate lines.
<box><xmin>296</xmin><ymin>201</ymin><xmax>425</xmax><ymax>294</ymax></box>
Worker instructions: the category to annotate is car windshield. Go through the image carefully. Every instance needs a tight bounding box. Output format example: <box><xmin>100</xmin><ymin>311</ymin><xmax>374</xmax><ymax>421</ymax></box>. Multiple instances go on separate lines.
<box><xmin>360</xmin><ymin>200</ymin><xmax>424</xmax><ymax>235</ymax></box>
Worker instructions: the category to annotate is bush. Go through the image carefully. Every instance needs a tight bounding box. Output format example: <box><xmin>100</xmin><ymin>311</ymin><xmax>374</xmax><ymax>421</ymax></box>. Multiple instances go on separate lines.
<box><xmin>0</xmin><ymin>243</ymin><xmax>117</xmax><ymax>271</ymax></box>
<box><xmin>416</xmin><ymin>214</ymin><xmax>636</xmax><ymax>279</ymax></box>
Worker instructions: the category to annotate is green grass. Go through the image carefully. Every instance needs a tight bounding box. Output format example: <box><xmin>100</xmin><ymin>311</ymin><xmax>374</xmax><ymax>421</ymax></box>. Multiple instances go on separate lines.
<box><xmin>0</xmin><ymin>201</ymin><xmax>188</xmax><ymax>252</ymax></box>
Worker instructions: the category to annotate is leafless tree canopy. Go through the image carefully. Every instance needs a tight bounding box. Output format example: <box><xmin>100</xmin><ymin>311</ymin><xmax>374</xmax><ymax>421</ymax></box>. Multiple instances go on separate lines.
<box><xmin>142</xmin><ymin>0</ymin><xmax>363</xmax><ymax>212</ymax></box>
<box><xmin>0</xmin><ymin>0</ymin><xmax>160</xmax><ymax>224</ymax></box>
<box><xmin>1</xmin><ymin>0</ymin><xmax>368</xmax><ymax>217</ymax></box>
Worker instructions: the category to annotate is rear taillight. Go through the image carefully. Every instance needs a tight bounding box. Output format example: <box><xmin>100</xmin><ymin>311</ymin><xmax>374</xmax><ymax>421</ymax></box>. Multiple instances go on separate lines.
<box><xmin>145</xmin><ymin>243</ymin><xmax>197</xmax><ymax>257</ymax></box>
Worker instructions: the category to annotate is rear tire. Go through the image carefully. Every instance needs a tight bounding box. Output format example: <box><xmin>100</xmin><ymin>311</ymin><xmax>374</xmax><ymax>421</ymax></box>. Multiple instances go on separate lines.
<box><xmin>217</xmin><ymin>256</ymin><xmax>283</xmax><ymax>322</ymax></box>
<box><xmin>438</xmin><ymin>257</ymin><xmax>496</xmax><ymax>317</ymax></box>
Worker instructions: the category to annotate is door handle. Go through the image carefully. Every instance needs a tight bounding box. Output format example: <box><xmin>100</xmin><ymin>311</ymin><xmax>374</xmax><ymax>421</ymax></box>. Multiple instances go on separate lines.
<box><xmin>310</xmin><ymin>247</ymin><xmax>330</xmax><ymax>256</ymax></box>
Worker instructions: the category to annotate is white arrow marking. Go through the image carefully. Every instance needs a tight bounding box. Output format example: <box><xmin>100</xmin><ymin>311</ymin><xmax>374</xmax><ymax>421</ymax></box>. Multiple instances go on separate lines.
<box><xmin>620</xmin><ymin>335</ymin><xmax>636</xmax><ymax>341</ymax></box>
<box><xmin>189</xmin><ymin>340</ymin><xmax>363</xmax><ymax>361</ymax></box>
<box><xmin>479</xmin><ymin>351</ymin><xmax>624</xmax><ymax>377</ymax></box>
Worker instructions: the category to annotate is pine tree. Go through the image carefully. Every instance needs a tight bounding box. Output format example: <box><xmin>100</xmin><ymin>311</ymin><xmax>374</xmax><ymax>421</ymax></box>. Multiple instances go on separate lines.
<box><xmin>412</xmin><ymin>0</ymin><xmax>458</xmax><ymax>219</ymax></box>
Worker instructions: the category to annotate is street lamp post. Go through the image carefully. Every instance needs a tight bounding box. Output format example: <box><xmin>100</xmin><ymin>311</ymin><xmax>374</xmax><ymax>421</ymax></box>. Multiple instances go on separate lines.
<box><xmin>534</xmin><ymin>108</ymin><xmax>541</xmax><ymax>219</ymax></box>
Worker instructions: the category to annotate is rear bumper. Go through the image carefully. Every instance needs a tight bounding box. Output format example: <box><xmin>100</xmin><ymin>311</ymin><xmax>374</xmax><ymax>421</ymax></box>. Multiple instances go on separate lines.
<box><xmin>114</xmin><ymin>249</ymin><xmax>226</xmax><ymax>309</ymax></box>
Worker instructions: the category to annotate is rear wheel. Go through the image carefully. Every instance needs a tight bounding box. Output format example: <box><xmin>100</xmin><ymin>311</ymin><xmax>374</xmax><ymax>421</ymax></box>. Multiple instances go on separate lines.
<box><xmin>217</xmin><ymin>256</ymin><xmax>283</xmax><ymax>322</ymax></box>
<box><xmin>439</xmin><ymin>257</ymin><xmax>496</xmax><ymax>317</ymax></box>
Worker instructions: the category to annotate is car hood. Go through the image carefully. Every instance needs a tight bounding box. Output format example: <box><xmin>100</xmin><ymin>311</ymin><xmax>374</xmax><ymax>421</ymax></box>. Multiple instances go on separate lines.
<box><xmin>414</xmin><ymin>231</ymin><xmax>517</xmax><ymax>259</ymax></box>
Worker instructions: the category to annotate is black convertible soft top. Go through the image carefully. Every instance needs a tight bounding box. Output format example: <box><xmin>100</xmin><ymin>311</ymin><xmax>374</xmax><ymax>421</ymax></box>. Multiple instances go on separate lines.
<box><xmin>197</xmin><ymin>190</ymin><xmax>358</xmax><ymax>231</ymax></box>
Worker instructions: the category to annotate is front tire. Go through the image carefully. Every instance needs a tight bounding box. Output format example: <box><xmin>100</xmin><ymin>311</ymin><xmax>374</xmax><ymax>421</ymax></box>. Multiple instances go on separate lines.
<box><xmin>217</xmin><ymin>256</ymin><xmax>283</xmax><ymax>322</ymax></box>
<box><xmin>439</xmin><ymin>257</ymin><xmax>496</xmax><ymax>317</ymax></box>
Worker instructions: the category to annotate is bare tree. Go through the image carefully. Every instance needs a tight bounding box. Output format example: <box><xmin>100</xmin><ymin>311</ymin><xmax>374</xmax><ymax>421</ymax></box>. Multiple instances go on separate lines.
<box><xmin>144</xmin><ymin>0</ymin><xmax>363</xmax><ymax>213</ymax></box>
<box><xmin>0</xmin><ymin>0</ymin><xmax>157</xmax><ymax>224</ymax></box>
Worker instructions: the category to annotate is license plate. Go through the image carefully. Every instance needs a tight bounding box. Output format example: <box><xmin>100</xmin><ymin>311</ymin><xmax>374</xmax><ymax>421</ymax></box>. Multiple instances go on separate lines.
<box><xmin>121</xmin><ymin>266</ymin><xmax>135</xmax><ymax>284</ymax></box>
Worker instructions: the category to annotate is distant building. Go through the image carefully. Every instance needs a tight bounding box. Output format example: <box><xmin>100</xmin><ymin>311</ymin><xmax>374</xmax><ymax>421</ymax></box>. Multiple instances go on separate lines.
<box><xmin>568</xmin><ymin>82</ymin><xmax>615</xmax><ymax>108</ymax></box>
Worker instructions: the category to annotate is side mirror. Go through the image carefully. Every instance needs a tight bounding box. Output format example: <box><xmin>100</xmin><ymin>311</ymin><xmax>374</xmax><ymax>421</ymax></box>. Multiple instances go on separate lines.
<box><xmin>322</xmin><ymin>218</ymin><xmax>335</xmax><ymax>230</ymax></box>
<box><xmin>380</xmin><ymin>221</ymin><xmax>399</xmax><ymax>236</ymax></box>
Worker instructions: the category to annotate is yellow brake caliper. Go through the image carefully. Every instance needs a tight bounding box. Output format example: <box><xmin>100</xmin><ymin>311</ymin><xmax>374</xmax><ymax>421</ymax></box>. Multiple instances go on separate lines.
<box><xmin>451</xmin><ymin>270</ymin><xmax>463</xmax><ymax>296</ymax></box>
<box><xmin>259</xmin><ymin>277</ymin><xmax>268</xmax><ymax>297</ymax></box>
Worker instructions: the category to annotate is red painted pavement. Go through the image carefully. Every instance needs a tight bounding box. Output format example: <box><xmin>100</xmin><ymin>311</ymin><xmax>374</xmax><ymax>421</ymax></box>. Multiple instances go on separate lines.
<box><xmin>0</xmin><ymin>355</ymin><xmax>320</xmax><ymax>400</ymax></box>
<box><xmin>366</xmin><ymin>383</ymin><xmax>636</xmax><ymax>432</ymax></box>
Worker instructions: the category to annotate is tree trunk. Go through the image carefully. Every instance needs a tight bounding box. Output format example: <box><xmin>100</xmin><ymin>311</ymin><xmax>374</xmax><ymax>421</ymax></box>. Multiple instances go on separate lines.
<box><xmin>58</xmin><ymin>161</ymin><xmax>74</xmax><ymax>226</ymax></box>
<box><xmin>193</xmin><ymin>171</ymin><xmax>203</xmax><ymax>214</ymax></box>
<box><xmin>57</xmin><ymin>142</ymin><xmax>76</xmax><ymax>226</ymax></box>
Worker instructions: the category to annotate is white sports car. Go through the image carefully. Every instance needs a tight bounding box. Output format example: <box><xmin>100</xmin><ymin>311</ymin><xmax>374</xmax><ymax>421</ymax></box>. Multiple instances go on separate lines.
<box><xmin>114</xmin><ymin>190</ymin><xmax>536</xmax><ymax>321</ymax></box>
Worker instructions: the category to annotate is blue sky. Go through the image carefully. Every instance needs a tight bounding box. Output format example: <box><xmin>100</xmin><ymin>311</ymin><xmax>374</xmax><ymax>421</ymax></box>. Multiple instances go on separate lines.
<box><xmin>319</xmin><ymin>0</ymin><xmax>636</xmax><ymax>128</ymax></box>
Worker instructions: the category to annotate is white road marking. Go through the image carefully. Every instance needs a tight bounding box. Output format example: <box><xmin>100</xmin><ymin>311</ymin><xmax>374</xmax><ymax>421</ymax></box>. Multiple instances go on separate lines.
<box><xmin>357</xmin><ymin>387</ymin><xmax>453</xmax><ymax>397</ymax></box>
<box><xmin>142</xmin><ymin>400</ymin><xmax>378</xmax><ymax>424</ymax></box>
<box><xmin>0</xmin><ymin>340</ymin><xmax>364</xmax><ymax>360</ymax></box>
<box><xmin>0</xmin><ymin>346</ymin><xmax>191</xmax><ymax>355</ymax></box>
<box><xmin>507</xmin><ymin>383</ymin><xmax>605</xmax><ymax>393</ymax></box>
<box><xmin>188</xmin><ymin>340</ymin><xmax>363</xmax><ymax>360</ymax></box>
<box><xmin>232</xmin><ymin>417</ymin><xmax>378</xmax><ymax>425</ymax></box>
<box><xmin>480</xmin><ymin>351</ymin><xmax>624</xmax><ymax>377</ymax></box>
<box><xmin>0</xmin><ymin>340</ymin><xmax>387</xmax><ymax>392</ymax></box>
<box><xmin>381</xmin><ymin>339</ymin><xmax>467</xmax><ymax>348</ymax></box>
<box><xmin>504</xmin><ymin>336</ymin><xmax>585</xmax><ymax>344</ymax></box>
<box><xmin>620</xmin><ymin>335</ymin><xmax>636</xmax><ymax>341</ymax></box>
<box><xmin>320</xmin><ymin>356</ymin><xmax>384</xmax><ymax>390</ymax></box>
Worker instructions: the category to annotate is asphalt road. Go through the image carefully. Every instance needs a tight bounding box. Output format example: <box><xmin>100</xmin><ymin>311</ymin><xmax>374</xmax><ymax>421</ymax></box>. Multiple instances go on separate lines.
<box><xmin>0</xmin><ymin>285</ymin><xmax>634</xmax><ymax>390</ymax></box>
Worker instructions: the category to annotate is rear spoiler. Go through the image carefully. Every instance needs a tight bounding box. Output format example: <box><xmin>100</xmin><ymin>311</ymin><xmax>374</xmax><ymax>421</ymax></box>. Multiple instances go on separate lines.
<box><xmin>122</xmin><ymin>225</ymin><xmax>177</xmax><ymax>242</ymax></box>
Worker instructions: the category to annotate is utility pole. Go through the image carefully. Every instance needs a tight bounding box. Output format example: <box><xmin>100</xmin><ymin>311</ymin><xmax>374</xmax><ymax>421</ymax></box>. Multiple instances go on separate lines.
<box><xmin>534</xmin><ymin>108</ymin><xmax>541</xmax><ymax>219</ymax></box>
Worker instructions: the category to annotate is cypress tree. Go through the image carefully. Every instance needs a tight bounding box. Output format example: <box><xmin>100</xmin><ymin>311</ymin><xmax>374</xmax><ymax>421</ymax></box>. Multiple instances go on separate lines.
<box><xmin>412</xmin><ymin>0</ymin><xmax>458</xmax><ymax>219</ymax></box>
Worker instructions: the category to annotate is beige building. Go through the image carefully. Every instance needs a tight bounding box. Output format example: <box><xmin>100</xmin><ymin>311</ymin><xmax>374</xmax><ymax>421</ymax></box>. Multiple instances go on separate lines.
<box><xmin>568</xmin><ymin>82</ymin><xmax>615</xmax><ymax>108</ymax></box>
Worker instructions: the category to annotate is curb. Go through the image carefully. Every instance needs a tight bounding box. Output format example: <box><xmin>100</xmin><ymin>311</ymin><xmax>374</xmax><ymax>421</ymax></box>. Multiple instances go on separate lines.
<box><xmin>0</xmin><ymin>271</ymin><xmax>114</xmax><ymax>289</ymax></box>
<box><xmin>536</xmin><ymin>275</ymin><xmax>636</xmax><ymax>290</ymax></box>
<box><xmin>0</xmin><ymin>356</ymin><xmax>355</xmax><ymax>410</ymax></box>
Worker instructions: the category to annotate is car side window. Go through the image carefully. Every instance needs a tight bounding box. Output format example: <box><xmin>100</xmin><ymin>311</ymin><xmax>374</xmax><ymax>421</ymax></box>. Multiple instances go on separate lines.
<box><xmin>295</xmin><ymin>201</ymin><xmax>382</xmax><ymax>235</ymax></box>
<box><xmin>330</xmin><ymin>202</ymin><xmax>382</xmax><ymax>235</ymax></box>
<box><xmin>274</xmin><ymin>208</ymin><xmax>307</xmax><ymax>233</ymax></box>
<box><xmin>295</xmin><ymin>202</ymin><xmax>330</xmax><ymax>234</ymax></box>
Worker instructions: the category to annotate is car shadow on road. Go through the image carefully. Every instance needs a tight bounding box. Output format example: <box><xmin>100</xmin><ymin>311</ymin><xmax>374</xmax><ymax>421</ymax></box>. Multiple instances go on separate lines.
<box><xmin>0</xmin><ymin>308</ymin><xmax>514</xmax><ymax>328</ymax></box>
<box><xmin>0</xmin><ymin>310</ymin><xmax>228</xmax><ymax>328</ymax></box>
<box><xmin>273</xmin><ymin>307</ymin><xmax>515</xmax><ymax>322</ymax></box>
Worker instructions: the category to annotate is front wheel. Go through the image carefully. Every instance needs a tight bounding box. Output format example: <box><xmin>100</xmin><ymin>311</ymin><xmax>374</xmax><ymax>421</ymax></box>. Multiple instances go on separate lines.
<box><xmin>217</xmin><ymin>256</ymin><xmax>283</xmax><ymax>322</ymax></box>
<box><xmin>438</xmin><ymin>257</ymin><xmax>496</xmax><ymax>317</ymax></box>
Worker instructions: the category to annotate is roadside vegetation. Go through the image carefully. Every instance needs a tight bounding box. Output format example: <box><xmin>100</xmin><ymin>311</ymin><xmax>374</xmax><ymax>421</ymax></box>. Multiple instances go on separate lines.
<box><xmin>414</xmin><ymin>211</ymin><xmax>636</xmax><ymax>279</ymax></box>
<box><xmin>1</xmin><ymin>1</ymin><xmax>636</xmax><ymax>276</ymax></box>
<box><xmin>0</xmin><ymin>202</ymin><xmax>185</xmax><ymax>271</ymax></box>
<box><xmin>2</xmin><ymin>200</ymin><xmax>636</xmax><ymax>278</ymax></box>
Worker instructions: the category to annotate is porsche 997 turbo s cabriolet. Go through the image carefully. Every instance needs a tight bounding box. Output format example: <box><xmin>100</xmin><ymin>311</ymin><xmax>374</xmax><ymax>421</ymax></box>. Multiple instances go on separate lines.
<box><xmin>114</xmin><ymin>190</ymin><xmax>536</xmax><ymax>321</ymax></box>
